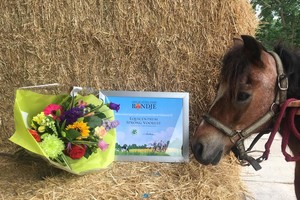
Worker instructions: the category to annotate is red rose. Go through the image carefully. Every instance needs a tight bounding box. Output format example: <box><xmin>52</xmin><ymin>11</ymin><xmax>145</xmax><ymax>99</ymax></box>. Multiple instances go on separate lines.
<box><xmin>66</xmin><ymin>144</ymin><xmax>86</xmax><ymax>159</ymax></box>
<box><xmin>28</xmin><ymin>129</ymin><xmax>41</xmax><ymax>142</ymax></box>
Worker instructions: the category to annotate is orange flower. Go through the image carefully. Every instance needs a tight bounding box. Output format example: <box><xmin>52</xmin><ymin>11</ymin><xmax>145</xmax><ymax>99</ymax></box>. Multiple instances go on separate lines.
<box><xmin>29</xmin><ymin>129</ymin><xmax>41</xmax><ymax>142</ymax></box>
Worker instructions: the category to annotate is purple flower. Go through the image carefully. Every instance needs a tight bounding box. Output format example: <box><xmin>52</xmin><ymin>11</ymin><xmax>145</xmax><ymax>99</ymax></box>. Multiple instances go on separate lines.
<box><xmin>108</xmin><ymin>102</ymin><xmax>120</xmax><ymax>112</ymax></box>
<box><xmin>111</xmin><ymin>120</ymin><xmax>120</xmax><ymax>128</ymax></box>
<box><xmin>102</xmin><ymin>119</ymin><xmax>120</xmax><ymax>131</ymax></box>
<box><xmin>60</xmin><ymin>107</ymin><xmax>84</xmax><ymax>125</ymax></box>
<box><xmin>102</xmin><ymin>120</ymin><xmax>111</xmax><ymax>131</ymax></box>
<box><xmin>66</xmin><ymin>142</ymin><xmax>72</xmax><ymax>152</ymax></box>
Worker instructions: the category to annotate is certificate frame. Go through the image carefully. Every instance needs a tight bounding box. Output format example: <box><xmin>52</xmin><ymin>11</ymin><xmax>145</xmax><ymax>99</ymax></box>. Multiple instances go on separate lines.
<box><xmin>99</xmin><ymin>91</ymin><xmax>189</xmax><ymax>163</ymax></box>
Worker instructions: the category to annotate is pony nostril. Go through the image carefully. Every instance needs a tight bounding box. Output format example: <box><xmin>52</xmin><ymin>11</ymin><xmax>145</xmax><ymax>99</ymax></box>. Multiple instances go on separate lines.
<box><xmin>192</xmin><ymin>143</ymin><xmax>204</xmax><ymax>160</ymax></box>
<box><xmin>192</xmin><ymin>142</ymin><xmax>222</xmax><ymax>165</ymax></box>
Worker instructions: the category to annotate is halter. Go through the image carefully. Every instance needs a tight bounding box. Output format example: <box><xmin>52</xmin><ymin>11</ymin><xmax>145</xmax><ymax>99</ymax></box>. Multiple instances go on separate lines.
<box><xmin>202</xmin><ymin>51</ymin><xmax>288</xmax><ymax>170</ymax></box>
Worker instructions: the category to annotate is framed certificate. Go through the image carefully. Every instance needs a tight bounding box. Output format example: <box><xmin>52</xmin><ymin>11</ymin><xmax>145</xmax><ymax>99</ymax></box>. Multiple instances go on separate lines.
<box><xmin>99</xmin><ymin>91</ymin><xmax>189</xmax><ymax>163</ymax></box>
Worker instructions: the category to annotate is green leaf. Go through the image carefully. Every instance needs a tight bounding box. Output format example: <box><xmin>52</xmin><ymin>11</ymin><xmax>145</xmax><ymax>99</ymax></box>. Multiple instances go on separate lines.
<box><xmin>84</xmin><ymin>147</ymin><xmax>93</xmax><ymax>158</ymax></box>
<box><xmin>56</xmin><ymin>120</ymin><xmax>61</xmax><ymax>135</ymax></box>
<box><xmin>56</xmin><ymin>109</ymin><xmax>61</xmax><ymax>117</ymax></box>
<box><xmin>84</xmin><ymin>116</ymin><xmax>102</xmax><ymax>128</ymax></box>
<box><xmin>60</xmin><ymin>96</ymin><xmax>73</xmax><ymax>110</ymax></box>
<box><xmin>60</xmin><ymin>119</ymin><xmax>66</xmax><ymax>130</ymax></box>
<box><xmin>94</xmin><ymin>112</ymin><xmax>106</xmax><ymax>119</ymax></box>
<box><xmin>32</xmin><ymin>121</ymin><xmax>39</xmax><ymax>129</ymax></box>
<box><xmin>65</xmin><ymin>129</ymin><xmax>81</xmax><ymax>141</ymax></box>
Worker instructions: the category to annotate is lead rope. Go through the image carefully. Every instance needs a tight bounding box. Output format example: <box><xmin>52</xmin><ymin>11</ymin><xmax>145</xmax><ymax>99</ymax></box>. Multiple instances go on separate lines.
<box><xmin>262</xmin><ymin>98</ymin><xmax>300</xmax><ymax>161</ymax></box>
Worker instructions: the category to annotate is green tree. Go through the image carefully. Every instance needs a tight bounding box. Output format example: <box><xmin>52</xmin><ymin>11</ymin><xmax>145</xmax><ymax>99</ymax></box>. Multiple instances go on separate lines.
<box><xmin>251</xmin><ymin>0</ymin><xmax>300</xmax><ymax>48</ymax></box>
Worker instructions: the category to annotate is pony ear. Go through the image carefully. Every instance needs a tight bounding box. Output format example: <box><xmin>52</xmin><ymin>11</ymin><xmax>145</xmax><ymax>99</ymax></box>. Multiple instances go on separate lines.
<box><xmin>241</xmin><ymin>35</ymin><xmax>263</xmax><ymax>64</ymax></box>
<box><xmin>233</xmin><ymin>37</ymin><xmax>243</xmax><ymax>46</ymax></box>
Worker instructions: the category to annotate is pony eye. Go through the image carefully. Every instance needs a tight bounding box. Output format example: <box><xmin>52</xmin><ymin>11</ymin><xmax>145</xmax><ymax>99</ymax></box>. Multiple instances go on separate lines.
<box><xmin>237</xmin><ymin>92</ymin><xmax>250</xmax><ymax>102</ymax></box>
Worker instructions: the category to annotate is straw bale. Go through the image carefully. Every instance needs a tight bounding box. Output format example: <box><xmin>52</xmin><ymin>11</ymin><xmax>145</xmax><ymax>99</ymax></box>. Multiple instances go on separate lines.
<box><xmin>0</xmin><ymin>0</ymin><xmax>257</xmax><ymax>199</ymax></box>
<box><xmin>0</xmin><ymin>151</ymin><xmax>251</xmax><ymax>200</ymax></box>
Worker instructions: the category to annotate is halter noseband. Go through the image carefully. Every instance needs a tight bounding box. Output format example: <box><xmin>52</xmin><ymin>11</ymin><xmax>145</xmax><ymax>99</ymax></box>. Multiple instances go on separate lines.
<box><xmin>202</xmin><ymin>51</ymin><xmax>288</xmax><ymax>170</ymax></box>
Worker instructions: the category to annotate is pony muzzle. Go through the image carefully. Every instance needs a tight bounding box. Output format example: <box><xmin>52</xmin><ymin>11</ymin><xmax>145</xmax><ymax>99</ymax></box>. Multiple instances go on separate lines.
<box><xmin>192</xmin><ymin>140</ymin><xmax>224</xmax><ymax>165</ymax></box>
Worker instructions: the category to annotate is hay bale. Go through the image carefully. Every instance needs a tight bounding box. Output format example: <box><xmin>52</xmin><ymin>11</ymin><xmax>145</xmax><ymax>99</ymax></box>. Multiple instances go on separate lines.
<box><xmin>1</xmin><ymin>152</ymin><xmax>250</xmax><ymax>199</ymax></box>
<box><xmin>0</xmin><ymin>0</ymin><xmax>257</xmax><ymax>199</ymax></box>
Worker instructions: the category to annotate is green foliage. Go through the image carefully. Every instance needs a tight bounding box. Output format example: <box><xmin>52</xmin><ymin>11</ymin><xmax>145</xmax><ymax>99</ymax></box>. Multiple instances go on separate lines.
<box><xmin>251</xmin><ymin>0</ymin><xmax>300</xmax><ymax>49</ymax></box>
<box><xmin>84</xmin><ymin>116</ymin><xmax>103</xmax><ymax>129</ymax></box>
<box><xmin>94</xmin><ymin>112</ymin><xmax>106</xmax><ymax>119</ymax></box>
<box><xmin>84</xmin><ymin>147</ymin><xmax>93</xmax><ymax>158</ymax></box>
<box><xmin>65</xmin><ymin>129</ymin><xmax>81</xmax><ymax>141</ymax></box>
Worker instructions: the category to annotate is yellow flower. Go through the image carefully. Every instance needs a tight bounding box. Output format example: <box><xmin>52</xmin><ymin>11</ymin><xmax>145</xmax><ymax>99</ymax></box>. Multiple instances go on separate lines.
<box><xmin>31</xmin><ymin>112</ymin><xmax>46</xmax><ymax>128</ymax></box>
<box><xmin>66</xmin><ymin>121</ymin><xmax>90</xmax><ymax>139</ymax></box>
<box><xmin>38</xmin><ymin>126</ymin><xmax>45</xmax><ymax>133</ymax></box>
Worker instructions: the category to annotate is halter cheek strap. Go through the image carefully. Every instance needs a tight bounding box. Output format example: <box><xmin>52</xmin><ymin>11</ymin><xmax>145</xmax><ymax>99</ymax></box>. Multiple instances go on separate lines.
<box><xmin>202</xmin><ymin>51</ymin><xmax>288</xmax><ymax>171</ymax></box>
<box><xmin>269</xmin><ymin>51</ymin><xmax>288</xmax><ymax>104</ymax></box>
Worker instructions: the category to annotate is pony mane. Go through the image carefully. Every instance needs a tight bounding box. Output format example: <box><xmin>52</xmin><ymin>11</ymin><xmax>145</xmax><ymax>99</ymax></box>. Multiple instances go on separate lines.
<box><xmin>274</xmin><ymin>44</ymin><xmax>300</xmax><ymax>99</ymax></box>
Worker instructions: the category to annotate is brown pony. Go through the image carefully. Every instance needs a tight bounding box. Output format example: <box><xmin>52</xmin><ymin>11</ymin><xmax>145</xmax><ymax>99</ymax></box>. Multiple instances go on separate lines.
<box><xmin>192</xmin><ymin>35</ymin><xmax>300</xmax><ymax>198</ymax></box>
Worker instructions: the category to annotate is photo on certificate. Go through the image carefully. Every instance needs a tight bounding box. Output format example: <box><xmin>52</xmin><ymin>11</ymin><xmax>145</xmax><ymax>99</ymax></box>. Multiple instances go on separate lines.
<box><xmin>99</xmin><ymin>91</ymin><xmax>189</xmax><ymax>163</ymax></box>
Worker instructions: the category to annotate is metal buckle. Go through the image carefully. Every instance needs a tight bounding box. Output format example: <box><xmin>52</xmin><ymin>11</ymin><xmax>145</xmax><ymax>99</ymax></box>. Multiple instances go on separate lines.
<box><xmin>230</xmin><ymin>130</ymin><xmax>243</xmax><ymax>144</ymax></box>
<box><xmin>270</xmin><ymin>102</ymin><xmax>279</xmax><ymax>114</ymax></box>
<box><xmin>239</xmin><ymin>159</ymin><xmax>251</xmax><ymax>167</ymax></box>
<box><xmin>278</xmin><ymin>74</ymin><xmax>288</xmax><ymax>91</ymax></box>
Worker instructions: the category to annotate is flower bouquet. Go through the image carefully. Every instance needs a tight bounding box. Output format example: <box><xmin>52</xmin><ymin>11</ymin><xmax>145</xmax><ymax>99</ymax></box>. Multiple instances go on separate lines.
<box><xmin>10</xmin><ymin>88</ymin><xmax>120</xmax><ymax>175</ymax></box>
